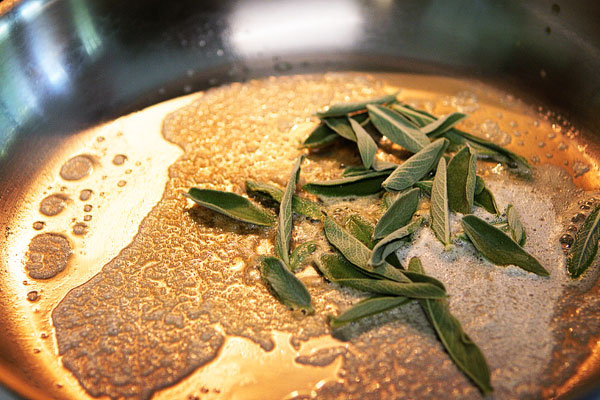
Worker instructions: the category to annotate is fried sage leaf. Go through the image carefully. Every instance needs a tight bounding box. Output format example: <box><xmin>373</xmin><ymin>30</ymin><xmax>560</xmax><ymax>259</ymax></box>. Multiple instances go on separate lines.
<box><xmin>301</xmin><ymin>124</ymin><xmax>340</xmax><ymax>149</ymax></box>
<box><xmin>330</xmin><ymin>296</ymin><xmax>411</xmax><ymax>328</ymax></box>
<box><xmin>382</xmin><ymin>138</ymin><xmax>449</xmax><ymax>191</ymax></box>
<box><xmin>346</xmin><ymin>214</ymin><xmax>375</xmax><ymax>249</ymax></box>
<box><xmin>316</xmin><ymin>92</ymin><xmax>398</xmax><ymax>118</ymax></box>
<box><xmin>370</xmin><ymin>218</ymin><xmax>423</xmax><ymax>266</ymax></box>
<box><xmin>374</xmin><ymin>188</ymin><xmax>420</xmax><ymax>239</ymax></box>
<box><xmin>421</xmin><ymin>112</ymin><xmax>468</xmax><ymax>138</ymax></box>
<box><xmin>474</xmin><ymin>180</ymin><xmax>499</xmax><ymax>215</ymax></box>
<box><xmin>367</xmin><ymin>104</ymin><xmax>430</xmax><ymax>153</ymax></box>
<box><xmin>259</xmin><ymin>256</ymin><xmax>313</xmax><ymax>313</ymax></box>
<box><xmin>245</xmin><ymin>180</ymin><xmax>323</xmax><ymax>220</ymax></box>
<box><xmin>567</xmin><ymin>203</ymin><xmax>600</xmax><ymax>278</ymax></box>
<box><xmin>350</xmin><ymin>118</ymin><xmax>377</xmax><ymax>169</ymax></box>
<box><xmin>506</xmin><ymin>204</ymin><xmax>526</xmax><ymax>246</ymax></box>
<box><xmin>323</xmin><ymin>117</ymin><xmax>357</xmax><ymax>142</ymax></box>
<box><xmin>316</xmin><ymin>253</ymin><xmax>372</xmax><ymax>282</ymax></box>
<box><xmin>431</xmin><ymin>158</ymin><xmax>450</xmax><ymax>246</ymax></box>
<box><xmin>290</xmin><ymin>241</ymin><xmax>318</xmax><ymax>272</ymax></box>
<box><xmin>275</xmin><ymin>156</ymin><xmax>303</xmax><ymax>265</ymax></box>
<box><xmin>447</xmin><ymin>146</ymin><xmax>477</xmax><ymax>214</ymax></box>
<box><xmin>303</xmin><ymin>170</ymin><xmax>390</xmax><ymax>197</ymax></box>
<box><xmin>334</xmin><ymin>278</ymin><xmax>446</xmax><ymax>299</ymax></box>
<box><xmin>414</xmin><ymin>180</ymin><xmax>433</xmax><ymax>196</ymax></box>
<box><xmin>461</xmin><ymin>215</ymin><xmax>549</xmax><ymax>276</ymax></box>
<box><xmin>185</xmin><ymin>188</ymin><xmax>275</xmax><ymax>226</ymax></box>
<box><xmin>390</xmin><ymin>103</ymin><xmax>435</xmax><ymax>127</ymax></box>
<box><xmin>407</xmin><ymin>257</ymin><xmax>493</xmax><ymax>396</ymax></box>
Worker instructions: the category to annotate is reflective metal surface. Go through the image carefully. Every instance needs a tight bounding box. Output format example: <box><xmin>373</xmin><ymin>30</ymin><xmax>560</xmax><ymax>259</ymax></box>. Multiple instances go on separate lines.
<box><xmin>1</xmin><ymin>1</ymin><xmax>600</xmax><ymax>399</ymax></box>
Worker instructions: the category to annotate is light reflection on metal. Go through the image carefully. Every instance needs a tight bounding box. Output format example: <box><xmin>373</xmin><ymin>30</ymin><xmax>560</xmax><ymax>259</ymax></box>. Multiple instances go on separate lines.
<box><xmin>229</xmin><ymin>0</ymin><xmax>363</xmax><ymax>55</ymax></box>
<box><xmin>70</xmin><ymin>0</ymin><xmax>101</xmax><ymax>57</ymax></box>
<box><xmin>19</xmin><ymin>0</ymin><xmax>42</xmax><ymax>21</ymax></box>
<box><xmin>0</xmin><ymin>20</ymin><xmax>9</xmax><ymax>40</ymax></box>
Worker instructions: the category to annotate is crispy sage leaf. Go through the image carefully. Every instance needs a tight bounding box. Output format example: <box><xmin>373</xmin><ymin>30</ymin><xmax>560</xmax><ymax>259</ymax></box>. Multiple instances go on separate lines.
<box><xmin>506</xmin><ymin>204</ymin><xmax>526</xmax><ymax>246</ymax></box>
<box><xmin>414</xmin><ymin>180</ymin><xmax>433</xmax><ymax>196</ymax></box>
<box><xmin>350</xmin><ymin>118</ymin><xmax>378</xmax><ymax>169</ymax></box>
<box><xmin>290</xmin><ymin>241</ymin><xmax>318</xmax><ymax>272</ymax></box>
<box><xmin>390</xmin><ymin>104</ymin><xmax>435</xmax><ymax>127</ymax></box>
<box><xmin>346</xmin><ymin>214</ymin><xmax>375</xmax><ymax>249</ymax></box>
<box><xmin>447</xmin><ymin>146</ymin><xmax>477</xmax><ymax>214</ymax></box>
<box><xmin>245</xmin><ymin>180</ymin><xmax>323</xmax><ymax>220</ymax></box>
<box><xmin>431</xmin><ymin>158</ymin><xmax>450</xmax><ymax>246</ymax></box>
<box><xmin>461</xmin><ymin>215</ymin><xmax>549</xmax><ymax>276</ymax></box>
<box><xmin>474</xmin><ymin>181</ymin><xmax>499</xmax><ymax>215</ymax></box>
<box><xmin>316</xmin><ymin>92</ymin><xmax>399</xmax><ymax>118</ymax></box>
<box><xmin>303</xmin><ymin>170</ymin><xmax>390</xmax><ymax>198</ymax></box>
<box><xmin>373</xmin><ymin>188</ymin><xmax>420</xmax><ymax>239</ymax></box>
<box><xmin>370</xmin><ymin>218</ymin><xmax>423</xmax><ymax>266</ymax></box>
<box><xmin>316</xmin><ymin>253</ymin><xmax>372</xmax><ymax>282</ymax></box>
<box><xmin>259</xmin><ymin>256</ymin><xmax>313</xmax><ymax>313</ymax></box>
<box><xmin>301</xmin><ymin>124</ymin><xmax>340</xmax><ymax>149</ymax></box>
<box><xmin>323</xmin><ymin>217</ymin><xmax>409</xmax><ymax>283</ymax></box>
<box><xmin>330</xmin><ymin>296</ymin><xmax>411</xmax><ymax>328</ymax></box>
<box><xmin>474</xmin><ymin>176</ymin><xmax>485</xmax><ymax>195</ymax></box>
<box><xmin>567</xmin><ymin>203</ymin><xmax>600</xmax><ymax>278</ymax></box>
<box><xmin>334</xmin><ymin>278</ymin><xmax>446</xmax><ymax>299</ymax></box>
<box><xmin>421</xmin><ymin>112</ymin><xmax>468</xmax><ymax>138</ymax></box>
<box><xmin>407</xmin><ymin>257</ymin><xmax>493</xmax><ymax>395</ymax></box>
<box><xmin>275</xmin><ymin>157</ymin><xmax>303</xmax><ymax>265</ymax></box>
<box><xmin>323</xmin><ymin>117</ymin><xmax>356</xmax><ymax>142</ymax></box>
<box><xmin>367</xmin><ymin>104</ymin><xmax>430</xmax><ymax>153</ymax></box>
<box><xmin>185</xmin><ymin>188</ymin><xmax>275</xmax><ymax>226</ymax></box>
<box><xmin>382</xmin><ymin>138</ymin><xmax>449</xmax><ymax>191</ymax></box>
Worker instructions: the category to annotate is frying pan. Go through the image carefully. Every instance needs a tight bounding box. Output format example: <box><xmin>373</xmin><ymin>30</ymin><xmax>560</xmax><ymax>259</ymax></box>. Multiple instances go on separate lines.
<box><xmin>1</xmin><ymin>0</ymin><xmax>600</xmax><ymax>399</ymax></box>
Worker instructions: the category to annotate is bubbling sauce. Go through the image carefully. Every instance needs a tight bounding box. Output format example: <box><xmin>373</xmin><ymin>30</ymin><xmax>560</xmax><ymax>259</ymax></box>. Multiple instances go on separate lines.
<box><xmin>6</xmin><ymin>73</ymin><xmax>600</xmax><ymax>399</ymax></box>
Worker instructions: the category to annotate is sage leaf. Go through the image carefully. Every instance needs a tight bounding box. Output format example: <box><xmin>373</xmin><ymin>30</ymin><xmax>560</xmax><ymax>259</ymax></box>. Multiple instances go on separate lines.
<box><xmin>414</xmin><ymin>180</ymin><xmax>433</xmax><ymax>196</ymax></box>
<box><xmin>461</xmin><ymin>215</ymin><xmax>549</xmax><ymax>276</ymax></box>
<box><xmin>407</xmin><ymin>257</ymin><xmax>493</xmax><ymax>396</ymax></box>
<box><xmin>316</xmin><ymin>92</ymin><xmax>399</xmax><ymax>118</ymax></box>
<box><xmin>301</xmin><ymin>124</ymin><xmax>340</xmax><ymax>149</ymax></box>
<box><xmin>323</xmin><ymin>217</ymin><xmax>409</xmax><ymax>283</ymax></box>
<box><xmin>303</xmin><ymin>170</ymin><xmax>390</xmax><ymax>198</ymax></box>
<box><xmin>447</xmin><ymin>146</ymin><xmax>477</xmax><ymax>214</ymax></box>
<box><xmin>316</xmin><ymin>253</ymin><xmax>372</xmax><ymax>282</ymax></box>
<box><xmin>373</xmin><ymin>188</ymin><xmax>420</xmax><ymax>239</ymax></box>
<box><xmin>323</xmin><ymin>117</ymin><xmax>356</xmax><ymax>142</ymax></box>
<box><xmin>245</xmin><ymin>180</ymin><xmax>323</xmax><ymax>220</ymax></box>
<box><xmin>330</xmin><ymin>296</ymin><xmax>411</xmax><ymax>328</ymax></box>
<box><xmin>382</xmin><ymin>138</ymin><xmax>449</xmax><ymax>191</ymax></box>
<box><xmin>346</xmin><ymin>214</ymin><xmax>375</xmax><ymax>249</ymax></box>
<box><xmin>367</xmin><ymin>104</ymin><xmax>430</xmax><ymax>153</ymax></box>
<box><xmin>431</xmin><ymin>158</ymin><xmax>450</xmax><ymax>246</ymax></box>
<box><xmin>290</xmin><ymin>241</ymin><xmax>318</xmax><ymax>272</ymax></box>
<box><xmin>334</xmin><ymin>278</ymin><xmax>446</xmax><ymax>299</ymax></box>
<box><xmin>474</xmin><ymin>176</ymin><xmax>485</xmax><ymax>195</ymax></box>
<box><xmin>567</xmin><ymin>203</ymin><xmax>600</xmax><ymax>278</ymax></box>
<box><xmin>506</xmin><ymin>204</ymin><xmax>526</xmax><ymax>246</ymax></box>
<box><xmin>370</xmin><ymin>218</ymin><xmax>423</xmax><ymax>266</ymax></box>
<box><xmin>421</xmin><ymin>112</ymin><xmax>468</xmax><ymax>138</ymax></box>
<box><xmin>390</xmin><ymin>104</ymin><xmax>435</xmax><ymax>127</ymax></box>
<box><xmin>275</xmin><ymin>156</ymin><xmax>303</xmax><ymax>265</ymax></box>
<box><xmin>185</xmin><ymin>188</ymin><xmax>276</xmax><ymax>226</ymax></box>
<box><xmin>259</xmin><ymin>256</ymin><xmax>313</xmax><ymax>313</ymax></box>
<box><xmin>373</xmin><ymin>159</ymin><xmax>399</xmax><ymax>171</ymax></box>
<box><xmin>343</xmin><ymin>161</ymin><xmax>396</xmax><ymax>177</ymax></box>
<box><xmin>350</xmin><ymin>118</ymin><xmax>377</xmax><ymax>169</ymax></box>
<box><xmin>474</xmin><ymin>180</ymin><xmax>499</xmax><ymax>215</ymax></box>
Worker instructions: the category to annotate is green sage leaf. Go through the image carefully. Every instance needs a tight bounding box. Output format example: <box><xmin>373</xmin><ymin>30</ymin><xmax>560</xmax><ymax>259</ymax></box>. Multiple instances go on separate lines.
<box><xmin>421</xmin><ymin>112</ymin><xmax>468</xmax><ymax>138</ymax></box>
<box><xmin>185</xmin><ymin>188</ymin><xmax>276</xmax><ymax>226</ymax></box>
<box><xmin>259</xmin><ymin>256</ymin><xmax>313</xmax><ymax>313</ymax></box>
<box><xmin>461</xmin><ymin>215</ymin><xmax>549</xmax><ymax>276</ymax></box>
<box><xmin>346</xmin><ymin>214</ymin><xmax>375</xmax><ymax>249</ymax></box>
<box><xmin>275</xmin><ymin>156</ymin><xmax>303</xmax><ymax>265</ymax></box>
<box><xmin>316</xmin><ymin>92</ymin><xmax>399</xmax><ymax>118</ymax></box>
<box><xmin>390</xmin><ymin>104</ymin><xmax>435</xmax><ymax>127</ymax></box>
<box><xmin>373</xmin><ymin>188</ymin><xmax>420</xmax><ymax>239</ymax></box>
<box><xmin>567</xmin><ymin>203</ymin><xmax>600</xmax><ymax>278</ymax></box>
<box><xmin>447</xmin><ymin>146</ymin><xmax>477</xmax><ymax>214</ymax></box>
<box><xmin>382</xmin><ymin>138</ymin><xmax>449</xmax><ymax>191</ymax></box>
<box><xmin>301</xmin><ymin>124</ymin><xmax>340</xmax><ymax>149</ymax></box>
<box><xmin>290</xmin><ymin>241</ymin><xmax>319</xmax><ymax>273</ymax></box>
<box><xmin>330</xmin><ymin>296</ymin><xmax>411</xmax><ymax>328</ymax></box>
<box><xmin>367</xmin><ymin>104</ymin><xmax>430</xmax><ymax>153</ymax></box>
<box><xmin>474</xmin><ymin>180</ymin><xmax>499</xmax><ymax>215</ymax></box>
<box><xmin>407</xmin><ymin>257</ymin><xmax>493</xmax><ymax>396</ymax></box>
<box><xmin>506</xmin><ymin>204</ymin><xmax>526</xmax><ymax>246</ymax></box>
<box><xmin>350</xmin><ymin>118</ymin><xmax>377</xmax><ymax>169</ymax></box>
<box><xmin>334</xmin><ymin>278</ymin><xmax>446</xmax><ymax>299</ymax></box>
<box><xmin>323</xmin><ymin>117</ymin><xmax>356</xmax><ymax>142</ymax></box>
<box><xmin>414</xmin><ymin>180</ymin><xmax>433</xmax><ymax>196</ymax></box>
<box><xmin>431</xmin><ymin>158</ymin><xmax>450</xmax><ymax>246</ymax></box>
<box><xmin>370</xmin><ymin>218</ymin><xmax>423</xmax><ymax>266</ymax></box>
<box><xmin>474</xmin><ymin>176</ymin><xmax>485</xmax><ymax>195</ymax></box>
<box><xmin>245</xmin><ymin>180</ymin><xmax>323</xmax><ymax>220</ymax></box>
<box><xmin>316</xmin><ymin>253</ymin><xmax>372</xmax><ymax>282</ymax></box>
<box><xmin>303</xmin><ymin>170</ymin><xmax>390</xmax><ymax>198</ymax></box>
